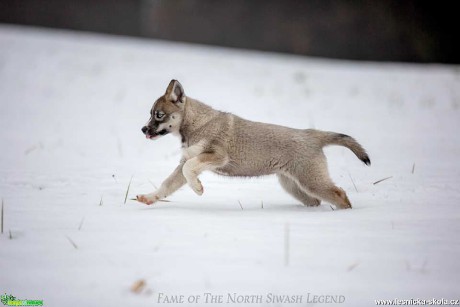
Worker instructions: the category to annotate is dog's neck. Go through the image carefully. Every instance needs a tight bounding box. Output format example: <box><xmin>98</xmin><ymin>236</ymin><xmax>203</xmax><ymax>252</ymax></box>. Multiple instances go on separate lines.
<box><xmin>179</xmin><ymin>97</ymin><xmax>219</xmax><ymax>146</ymax></box>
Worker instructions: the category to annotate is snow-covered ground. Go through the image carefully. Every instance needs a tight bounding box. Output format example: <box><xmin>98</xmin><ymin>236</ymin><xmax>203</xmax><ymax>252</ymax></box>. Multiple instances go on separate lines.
<box><xmin>1</xmin><ymin>25</ymin><xmax>459</xmax><ymax>306</ymax></box>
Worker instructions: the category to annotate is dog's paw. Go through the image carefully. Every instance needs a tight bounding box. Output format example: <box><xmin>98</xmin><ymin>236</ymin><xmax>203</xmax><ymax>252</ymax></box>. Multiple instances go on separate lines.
<box><xmin>136</xmin><ymin>194</ymin><xmax>159</xmax><ymax>205</ymax></box>
<box><xmin>189</xmin><ymin>179</ymin><xmax>204</xmax><ymax>196</ymax></box>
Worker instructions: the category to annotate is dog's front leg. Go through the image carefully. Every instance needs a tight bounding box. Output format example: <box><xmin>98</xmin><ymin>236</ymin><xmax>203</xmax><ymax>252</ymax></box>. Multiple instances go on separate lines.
<box><xmin>136</xmin><ymin>161</ymin><xmax>187</xmax><ymax>205</ymax></box>
<box><xmin>182</xmin><ymin>153</ymin><xmax>228</xmax><ymax>195</ymax></box>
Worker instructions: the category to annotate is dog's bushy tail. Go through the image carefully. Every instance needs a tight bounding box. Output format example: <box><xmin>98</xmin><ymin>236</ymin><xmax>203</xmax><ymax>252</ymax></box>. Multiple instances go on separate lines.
<box><xmin>318</xmin><ymin>131</ymin><xmax>371</xmax><ymax>166</ymax></box>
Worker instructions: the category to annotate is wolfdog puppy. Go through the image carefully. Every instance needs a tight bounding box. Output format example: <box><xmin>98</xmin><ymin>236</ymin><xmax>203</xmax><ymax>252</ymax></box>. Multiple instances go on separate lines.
<box><xmin>137</xmin><ymin>80</ymin><xmax>370</xmax><ymax>209</ymax></box>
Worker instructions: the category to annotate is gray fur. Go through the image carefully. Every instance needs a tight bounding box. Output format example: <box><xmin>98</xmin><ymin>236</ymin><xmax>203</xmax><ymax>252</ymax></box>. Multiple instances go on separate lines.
<box><xmin>137</xmin><ymin>80</ymin><xmax>370</xmax><ymax>209</ymax></box>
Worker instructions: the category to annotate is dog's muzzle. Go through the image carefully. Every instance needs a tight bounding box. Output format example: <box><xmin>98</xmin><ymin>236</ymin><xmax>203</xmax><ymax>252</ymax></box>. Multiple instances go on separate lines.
<box><xmin>142</xmin><ymin>126</ymin><xmax>169</xmax><ymax>139</ymax></box>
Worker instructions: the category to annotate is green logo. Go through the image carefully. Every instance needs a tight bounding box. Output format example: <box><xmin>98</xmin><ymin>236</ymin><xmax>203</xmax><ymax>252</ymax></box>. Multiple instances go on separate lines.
<box><xmin>1</xmin><ymin>293</ymin><xmax>43</xmax><ymax>306</ymax></box>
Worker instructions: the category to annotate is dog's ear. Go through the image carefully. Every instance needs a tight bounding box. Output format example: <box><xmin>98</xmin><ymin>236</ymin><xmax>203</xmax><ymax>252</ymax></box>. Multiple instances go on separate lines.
<box><xmin>165</xmin><ymin>79</ymin><xmax>185</xmax><ymax>104</ymax></box>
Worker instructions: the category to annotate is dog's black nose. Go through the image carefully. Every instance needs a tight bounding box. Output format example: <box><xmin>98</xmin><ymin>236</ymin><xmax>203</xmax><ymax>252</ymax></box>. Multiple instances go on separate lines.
<box><xmin>141</xmin><ymin>126</ymin><xmax>148</xmax><ymax>134</ymax></box>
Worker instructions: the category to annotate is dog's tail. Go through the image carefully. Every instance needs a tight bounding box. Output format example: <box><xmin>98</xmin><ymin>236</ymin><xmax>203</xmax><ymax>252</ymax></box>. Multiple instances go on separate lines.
<box><xmin>317</xmin><ymin>130</ymin><xmax>371</xmax><ymax>166</ymax></box>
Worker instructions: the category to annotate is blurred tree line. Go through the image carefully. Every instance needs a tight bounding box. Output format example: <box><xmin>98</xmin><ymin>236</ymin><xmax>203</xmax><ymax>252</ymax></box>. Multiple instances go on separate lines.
<box><xmin>0</xmin><ymin>0</ymin><xmax>457</xmax><ymax>63</ymax></box>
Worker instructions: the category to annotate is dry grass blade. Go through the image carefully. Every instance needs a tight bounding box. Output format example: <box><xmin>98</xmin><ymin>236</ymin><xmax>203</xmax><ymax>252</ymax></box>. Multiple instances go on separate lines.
<box><xmin>131</xmin><ymin>279</ymin><xmax>146</xmax><ymax>294</ymax></box>
<box><xmin>124</xmin><ymin>175</ymin><xmax>133</xmax><ymax>204</ymax></box>
<box><xmin>99</xmin><ymin>195</ymin><xmax>103</xmax><ymax>206</ymax></box>
<box><xmin>412</xmin><ymin>163</ymin><xmax>415</xmax><ymax>174</ymax></box>
<box><xmin>348</xmin><ymin>172</ymin><xmax>358</xmax><ymax>192</ymax></box>
<box><xmin>330</xmin><ymin>205</ymin><xmax>335</xmax><ymax>211</ymax></box>
<box><xmin>347</xmin><ymin>262</ymin><xmax>360</xmax><ymax>272</ymax></box>
<box><xmin>78</xmin><ymin>217</ymin><xmax>85</xmax><ymax>231</ymax></box>
<box><xmin>148</xmin><ymin>180</ymin><xmax>158</xmax><ymax>189</ymax></box>
<box><xmin>373</xmin><ymin>176</ymin><xmax>393</xmax><ymax>185</ymax></box>
<box><xmin>66</xmin><ymin>235</ymin><xmax>78</xmax><ymax>249</ymax></box>
<box><xmin>261</xmin><ymin>200</ymin><xmax>264</xmax><ymax>209</ymax></box>
<box><xmin>284</xmin><ymin>223</ymin><xmax>290</xmax><ymax>266</ymax></box>
<box><xmin>238</xmin><ymin>200</ymin><xmax>244</xmax><ymax>210</ymax></box>
<box><xmin>129</xmin><ymin>198</ymin><xmax>171</xmax><ymax>203</ymax></box>
<box><xmin>9</xmin><ymin>229</ymin><xmax>12</xmax><ymax>240</ymax></box>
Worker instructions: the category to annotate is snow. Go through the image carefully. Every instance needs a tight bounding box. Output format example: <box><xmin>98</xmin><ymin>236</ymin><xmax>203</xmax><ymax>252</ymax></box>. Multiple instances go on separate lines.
<box><xmin>1</xmin><ymin>25</ymin><xmax>460</xmax><ymax>306</ymax></box>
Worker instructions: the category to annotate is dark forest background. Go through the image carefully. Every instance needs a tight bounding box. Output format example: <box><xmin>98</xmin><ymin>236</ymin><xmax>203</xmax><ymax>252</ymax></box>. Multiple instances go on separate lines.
<box><xmin>0</xmin><ymin>0</ymin><xmax>458</xmax><ymax>64</ymax></box>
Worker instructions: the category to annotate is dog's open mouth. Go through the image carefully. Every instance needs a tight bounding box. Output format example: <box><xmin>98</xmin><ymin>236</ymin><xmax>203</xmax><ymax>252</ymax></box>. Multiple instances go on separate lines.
<box><xmin>146</xmin><ymin>129</ymin><xmax>169</xmax><ymax>139</ymax></box>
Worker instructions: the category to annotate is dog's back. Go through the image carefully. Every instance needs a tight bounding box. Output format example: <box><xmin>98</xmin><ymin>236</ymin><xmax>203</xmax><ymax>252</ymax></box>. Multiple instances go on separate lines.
<box><xmin>186</xmin><ymin>102</ymin><xmax>369</xmax><ymax>178</ymax></box>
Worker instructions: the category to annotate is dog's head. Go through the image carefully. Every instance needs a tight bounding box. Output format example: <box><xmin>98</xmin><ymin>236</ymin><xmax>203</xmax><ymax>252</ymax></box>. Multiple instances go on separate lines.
<box><xmin>142</xmin><ymin>80</ymin><xmax>186</xmax><ymax>140</ymax></box>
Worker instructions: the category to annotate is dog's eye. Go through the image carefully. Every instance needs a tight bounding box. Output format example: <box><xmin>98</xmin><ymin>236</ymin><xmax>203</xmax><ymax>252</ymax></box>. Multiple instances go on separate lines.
<box><xmin>155</xmin><ymin>111</ymin><xmax>165</xmax><ymax>120</ymax></box>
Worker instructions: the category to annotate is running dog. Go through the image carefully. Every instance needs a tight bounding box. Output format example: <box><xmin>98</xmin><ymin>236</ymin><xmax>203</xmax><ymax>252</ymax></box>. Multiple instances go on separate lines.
<box><xmin>136</xmin><ymin>80</ymin><xmax>370</xmax><ymax>209</ymax></box>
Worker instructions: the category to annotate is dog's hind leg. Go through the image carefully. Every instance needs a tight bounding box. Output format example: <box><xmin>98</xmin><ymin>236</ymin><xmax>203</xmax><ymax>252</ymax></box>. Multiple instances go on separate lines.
<box><xmin>289</xmin><ymin>155</ymin><xmax>352</xmax><ymax>210</ymax></box>
<box><xmin>277</xmin><ymin>173</ymin><xmax>321</xmax><ymax>206</ymax></box>
<box><xmin>182</xmin><ymin>152</ymin><xmax>228</xmax><ymax>195</ymax></box>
